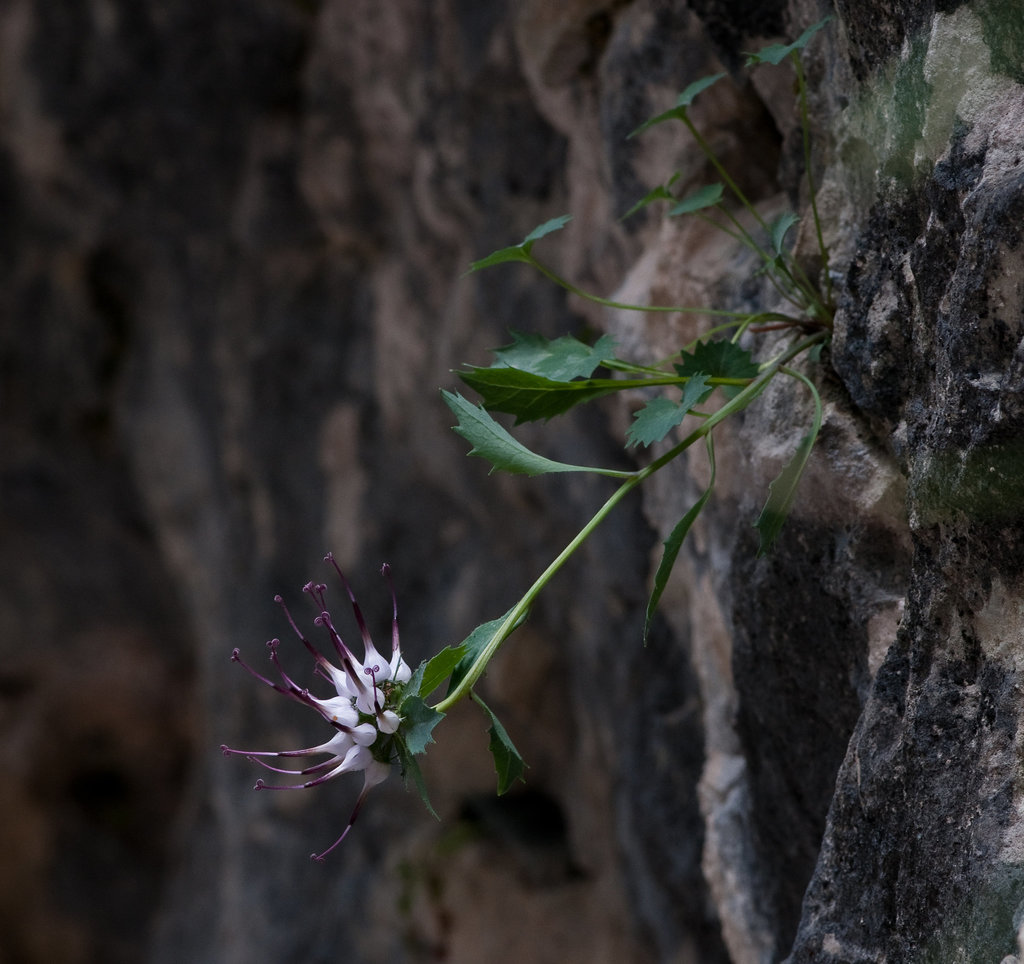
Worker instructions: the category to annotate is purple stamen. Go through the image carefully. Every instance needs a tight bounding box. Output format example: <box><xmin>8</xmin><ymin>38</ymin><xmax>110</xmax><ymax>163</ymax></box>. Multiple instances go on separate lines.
<box><xmin>226</xmin><ymin>560</ymin><xmax>406</xmax><ymax>859</ymax></box>
<box><xmin>381</xmin><ymin>563</ymin><xmax>401</xmax><ymax>656</ymax></box>
<box><xmin>314</xmin><ymin>608</ymin><xmax>372</xmax><ymax>698</ymax></box>
<box><xmin>246</xmin><ymin>756</ymin><xmax>340</xmax><ymax>777</ymax></box>
<box><xmin>325</xmin><ymin>553</ymin><xmax>376</xmax><ymax>654</ymax></box>
<box><xmin>230</xmin><ymin>645</ymin><xmax>290</xmax><ymax>697</ymax></box>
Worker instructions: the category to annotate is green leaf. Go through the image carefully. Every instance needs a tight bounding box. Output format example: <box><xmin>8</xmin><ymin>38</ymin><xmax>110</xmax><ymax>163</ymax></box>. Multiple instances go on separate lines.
<box><xmin>457</xmin><ymin>367</ymin><xmax>625</xmax><ymax>423</ymax></box>
<box><xmin>644</xmin><ymin>435</ymin><xmax>716</xmax><ymax>642</ymax></box>
<box><xmin>416</xmin><ymin>645</ymin><xmax>468</xmax><ymax>700</ymax></box>
<box><xmin>676</xmin><ymin>340</ymin><xmax>759</xmax><ymax>398</ymax></box>
<box><xmin>754</xmin><ymin>430</ymin><xmax>816</xmax><ymax>556</ymax></box>
<box><xmin>394</xmin><ymin>738</ymin><xmax>438</xmax><ymax>819</ymax></box>
<box><xmin>676</xmin><ymin>72</ymin><xmax>728</xmax><ymax>107</ymax></box>
<box><xmin>620</xmin><ymin>173</ymin><xmax>681</xmax><ymax>220</ymax></box>
<box><xmin>493</xmin><ymin>331</ymin><xmax>618</xmax><ymax>381</ymax></box>
<box><xmin>446</xmin><ymin>608</ymin><xmax>524</xmax><ymax>697</ymax></box>
<box><xmin>521</xmin><ymin>214</ymin><xmax>573</xmax><ymax>246</ymax></box>
<box><xmin>745</xmin><ymin>17</ymin><xmax>832</xmax><ymax>66</ymax></box>
<box><xmin>468</xmin><ymin>215</ymin><xmax>572</xmax><ymax>272</ymax></box>
<box><xmin>473</xmin><ymin>692</ymin><xmax>526</xmax><ymax>795</ymax></box>
<box><xmin>398</xmin><ymin>695</ymin><xmax>444</xmax><ymax>755</ymax></box>
<box><xmin>443</xmin><ymin>391</ymin><xmax>606</xmax><ymax>475</ymax></box>
<box><xmin>628</xmin><ymin>72</ymin><xmax>726</xmax><ymax>137</ymax></box>
<box><xmin>627</xmin><ymin>398</ymin><xmax>687</xmax><ymax>448</ymax></box>
<box><xmin>753</xmin><ymin>364</ymin><xmax>823</xmax><ymax>556</ymax></box>
<box><xmin>403</xmin><ymin>660</ymin><xmax>426</xmax><ymax>702</ymax></box>
<box><xmin>626</xmin><ymin>374</ymin><xmax>711</xmax><ymax>448</ymax></box>
<box><xmin>668</xmin><ymin>183</ymin><xmax>724</xmax><ymax>217</ymax></box>
<box><xmin>769</xmin><ymin>211</ymin><xmax>800</xmax><ymax>255</ymax></box>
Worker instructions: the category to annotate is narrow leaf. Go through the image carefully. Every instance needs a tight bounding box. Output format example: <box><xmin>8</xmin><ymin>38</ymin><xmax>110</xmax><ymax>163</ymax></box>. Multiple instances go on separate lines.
<box><xmin>754</xmin><ymin>367</ymin><xmax>823</xmax><ymax>556</ymax></box>
<box><xmin>769</xmin><ymin>212</ymin><xmax>800</xmax><ymax>255</ymax></box>
<box><xmin>621</xmin><ymin>173</ymin><xmax>681</xmax><ymax>220</ymax></box>
<box><xmin>395</xmin><ymin>739</ymin><xmax>438</xmax><ymax>819</ymax></box>
<box><xmin>745</xmin><ymin>17</ymin><xmax>832</xmax><ymax>66</ymax></box>
<box><xmin>676</xmin><ymin>72</ymin><xmax>728</xmax><ymax>107</ymax></box>
<box><xmin>628</xmin><ymin>73</ymin><xmax>727</xmax><ymax>137</ymax></box>
<box><xmin>644</xmin><ymin>435</ymin><xmax>716</xmax><ymax>642</ymax></box>
<box><xmin>468</xmin><ymin>215</ymin><xmax>572</xmax><ymax>273</ymax></box>
<box><xmin>443</xmin><ymin>391</ymin><xmax>603</xmax><ymax>475</ymax></box>
<box><xmin>473</xmin><ymin>692</ymin><xmax>526</xmax><ymax>795</ymax></box>
<box><xmin>668</xmin><ymin>183</ymin><xmax>724</xmax><ymax>217</ymax></box>
<box><xmin>417</xmin><ymin>645</ymin><xmax>468</xmax><ymax>700</ymax></box>
<box><xmin>754</xmin><ymin>431</ymin><xmax>816</xmax><ymax>556</ymax></box>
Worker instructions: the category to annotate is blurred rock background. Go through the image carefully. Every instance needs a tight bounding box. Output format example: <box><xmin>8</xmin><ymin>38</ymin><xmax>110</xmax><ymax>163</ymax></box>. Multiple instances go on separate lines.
<box><xmin>1</xmin><ymin>0</ymin><xmax>1022</xmax><ymax>962</ymax></box>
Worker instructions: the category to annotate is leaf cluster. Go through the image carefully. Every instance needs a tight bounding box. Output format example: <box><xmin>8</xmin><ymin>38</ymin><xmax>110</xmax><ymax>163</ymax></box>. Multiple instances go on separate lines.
<box><xmin>413</xmin><ymin>18</ymin><xmax>833</xmax><ymax>807</ymax></box>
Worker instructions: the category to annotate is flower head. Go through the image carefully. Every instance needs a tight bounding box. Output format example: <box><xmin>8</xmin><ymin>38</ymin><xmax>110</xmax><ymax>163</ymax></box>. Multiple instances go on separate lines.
<box><xmin>222</xmin><ymin>554</ymin><xmax>412</xmax><ymax>860</ymax></box>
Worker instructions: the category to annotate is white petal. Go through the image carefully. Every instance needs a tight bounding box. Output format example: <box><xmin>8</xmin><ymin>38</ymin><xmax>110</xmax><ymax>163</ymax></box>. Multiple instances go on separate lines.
<box><xmin>361</xmin><ymin>641</ymin><xmax>391</xmax><ymax>682</ymax></box>
<box><xmin>376</xmin><ymin>709</ymin><xmax>401</xmax><ymax>734</ymax></box>
<box><xmin>338</xmin><ymin>743</ymin><xmax>373</xmax><ymax>773</ymax></box>
<box><xmin>354</xmin><ymin>685</ymin><xmax>383</xmax><ymax>716</ymax></box>
<box><xmin>362</xmin><ymin>759</ymin><xmax>391</xmax><ymax>790</ymax></box>
<box><xmin>349</xmin><ymin>722</ymin><xmax>378</xmax><ymax>746</ymax></box>
<box><xmin>390</xmin><ymin>652</ymin><xmax>412</xmax><ymax>684</ymax></box>
<box><xmin>312</xmin><ymin>695</ymin><xmax>359</xmax><ymax>727</ymax></box>
<box><xmin>320</xmin><ymin>660</ymin><xmax>358</xmax><ymax>699</ymax></box>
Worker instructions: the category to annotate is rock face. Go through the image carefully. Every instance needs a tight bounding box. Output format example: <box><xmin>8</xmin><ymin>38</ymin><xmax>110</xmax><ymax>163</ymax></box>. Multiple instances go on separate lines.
<box><xmin>1</xmin><ymin>1</ymin><xmax>1022</xmax><ymax>962</ymax></box>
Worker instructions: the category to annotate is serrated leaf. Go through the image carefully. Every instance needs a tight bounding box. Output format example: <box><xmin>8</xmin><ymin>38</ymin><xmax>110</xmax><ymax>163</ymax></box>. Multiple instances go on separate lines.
<box><xmin>627</xmin><ymin>398</ymin><xmax>687</xmax><ymax>448</ymax></box>
<box><xmin>468</xmin><ymin>215</ymin><xmax>572</xmax><ymax>273</ymax></box>
<box><xmin>403</xmin><ymin>660</ymin><xmax>426</xmax><ymax>701</ymax></box>
<box><xmin>467</xmin><ymin>245</ymin><xmax>533</xmax><ymax>273</ymax></box>
<box><xmin>457</xmin><ymin>367</ymin><xmax>624</xmax><ymax>423</ymax></box>
<box><xmin>628</xmin><ymin>72</ymin><xmax>727</xmax><ymax>137</ymax></box>
<box><xmin>522</xmin><ymin>214</ymin><xmax>573</xmax><ymax>245</ymax></box>
<box><xmin>676</xmin><ymin>71</ymin><xmax>728</xmax><ymax>107</ymax></box>
<box><xmin>676</xmin><ymin>341</ymin><xmax>759</xmax><ymax>399</ymax></box>
<box><xmin>770</xmin><ymin>212</ymin><xmax>800</xmax><ymax>255</ymax></box>
<box><xmin>416</xmin><ymin>645</ymin><xmax>468</xmax><ymax>700</ymax></box>
<box><xmin>398</xmin><ymin>695</ymin><xmax>444</xmax><ymax>755</ymax></box>
<box><xmin>443</xmin><ymin>391</ymin><xmax>602</xmax><ymax>475</ymax></box>
<box><xmin>473</xmin><ymin>693</ymin><xmax>526</xmax><ymax>795</ymax></box>
<box><xmin>493</xmin><ymin>331</ymin><xmax>618</xmax><ymax>381</ymax></box>
<box><xmin>668</xmin><ymin>183</ymin><xmax>724</xmax><ymax>217</ymax></box>
<box><xmin>626</xmin><ymin>374</ymin><xmax>711</xmax><ymax>448</ymax></box>
<box><xmin>644</xmin><ymin>435</ymin><xmax>716</xmax><ymax>642</ymax></box>
<box><xmin>754</xmin><ymin>430</ymin><xmax>816</xmax><ymax>556</ymax></box>
<box><xmin>621</xmin><ymin>173</ymin><xmax>681</xmax><ymax>220</ymax></box>
<box><xmin>394</xmin><ymin>739</ymin><xmax>438</xmax><ymax>819</ymax></box>
<box><xmin>745</xmin><ymin>17</ymin><xmax>832</xmax><ymax>66</ymax></box>
<box><xmin>446</xmin><ymin>608</ymin><xmax>523</xmax><ymax>697</ymax></box>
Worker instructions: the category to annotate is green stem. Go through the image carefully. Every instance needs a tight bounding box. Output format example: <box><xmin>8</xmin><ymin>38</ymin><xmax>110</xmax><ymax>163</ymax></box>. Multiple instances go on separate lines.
<box><xmin>525</xmin><ymin>257</ymin><xmax>755</xmax><ymax>319</ymax></box>
<box><xmin>792</xmin><ymin>52</ymin><xmax>832</xmax><ymax>309</ymax></box>
<box><xmin>681</xmin><ymin>112</ymin><xmax>770</xmax><ymax>237</ymax></box>
<box><xmin>433</xmin><ymin>328</ymin><xmax>827</xmax><ymax>713</ymax></box>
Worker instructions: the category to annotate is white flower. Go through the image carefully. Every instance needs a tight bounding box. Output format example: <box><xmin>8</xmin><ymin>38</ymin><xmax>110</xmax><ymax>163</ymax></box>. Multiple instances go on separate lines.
<box><xmin>222</xmin><ymin>556</ymin><xmax>411</xmax><ymax>860</ymax></box>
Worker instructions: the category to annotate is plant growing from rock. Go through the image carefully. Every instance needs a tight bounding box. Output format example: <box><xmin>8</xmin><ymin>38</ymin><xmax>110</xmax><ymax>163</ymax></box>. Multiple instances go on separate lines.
<box><xmin>226</xmin><ymin>18</ymin><xmax>834</xmax><ymax>855</ymax></box>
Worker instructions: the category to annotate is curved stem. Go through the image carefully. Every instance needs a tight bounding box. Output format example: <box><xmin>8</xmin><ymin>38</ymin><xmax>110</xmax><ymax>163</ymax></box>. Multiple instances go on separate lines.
<box><xmin>525</xmin><ymin>257</ymin><xmax>756</xmax><ymax>319</ymax></box>
<box><xmin>792</xmin><ymin>53</ymin><xmax>832</xmax><ymax>309</ymax></box>
<box><xmin>433</xmin><ymin>328</ymin><xmax>827</xmax><ymax>714</ymax></box>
